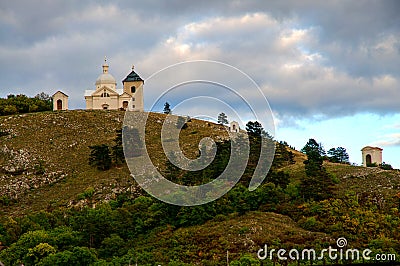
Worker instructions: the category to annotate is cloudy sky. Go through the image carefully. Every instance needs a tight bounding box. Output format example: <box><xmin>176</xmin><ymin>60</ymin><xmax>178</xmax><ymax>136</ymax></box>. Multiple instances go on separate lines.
<box><xmin>0</xmin><ymin>1</ymin><xmax>399</xmax><ymax>167</ymax></box>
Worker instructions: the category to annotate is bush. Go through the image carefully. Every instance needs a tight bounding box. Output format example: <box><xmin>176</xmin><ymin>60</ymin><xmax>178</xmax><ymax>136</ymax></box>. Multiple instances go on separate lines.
<box><xmin>0</xmin><ymin>195</ymin><xmax>11</xmax><ymax>206</ymax></box>
<box><xmin>78</xmin><ymin>187</ymin><xmax>95</xmax><ymax>200</ymax></box>
<box><xmin>380</xmin><ymin>162</ymin><xmax>393</xmax><ymax>170</ymax></box>
<box><xmin>299</xmin><ymin>216</ymin><xmax>325</xmax><ymax>231</ymax></box>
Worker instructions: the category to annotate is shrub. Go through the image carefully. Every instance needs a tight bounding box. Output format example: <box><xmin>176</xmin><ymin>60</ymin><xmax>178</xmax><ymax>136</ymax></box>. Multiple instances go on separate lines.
<box><xmin>78</xmin><ymin>187</ymin><xmax>95</xmax><ymax>200</ymax></box>
<box><xmin>380</xmin><ymin>162</ymin><xmax>393</xmax><ymax>170</ymax></box>
<box><xmin>88</xmin><ymin>144</ymin><xmax>112</xmax><ymax>171</ymax></box>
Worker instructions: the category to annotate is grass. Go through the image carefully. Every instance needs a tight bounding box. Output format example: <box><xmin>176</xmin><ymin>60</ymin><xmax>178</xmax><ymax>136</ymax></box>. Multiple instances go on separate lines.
<box><xmin>0</xmin><ymin>110</ymin><xmax>229</xmax><ymax>215</ymax></box>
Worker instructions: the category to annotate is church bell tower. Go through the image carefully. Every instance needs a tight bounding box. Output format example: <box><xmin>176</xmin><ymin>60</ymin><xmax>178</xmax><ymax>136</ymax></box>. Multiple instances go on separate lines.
<box><xmin>122</xmin><ymin>65</ymin><xmax>144</xmax><ymax>111</ymax></box>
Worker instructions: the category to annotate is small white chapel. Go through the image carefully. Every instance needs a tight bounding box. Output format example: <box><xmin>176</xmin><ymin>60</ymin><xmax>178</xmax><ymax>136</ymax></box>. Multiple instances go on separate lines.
<box><xmin>84</xmin><ymin>58</ymin><xmax>144</xmax><ymax>111</ymax></box>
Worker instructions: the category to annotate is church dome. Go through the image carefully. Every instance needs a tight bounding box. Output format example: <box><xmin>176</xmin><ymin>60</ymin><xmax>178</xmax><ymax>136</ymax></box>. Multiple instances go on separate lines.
<box><xmin>95</xmin><ymin>58</ymin><xmax>117</xmax><ymax>86</ymax></box>
<box><xmin>95</xmin><ymin>73</ymin><xmax>116</xmax><ymax>86</ymax></box>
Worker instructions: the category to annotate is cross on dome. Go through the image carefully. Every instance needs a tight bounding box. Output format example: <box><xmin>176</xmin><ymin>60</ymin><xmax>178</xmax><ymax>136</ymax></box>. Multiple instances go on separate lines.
<box><xmin>102</xmin><ymin>56</ymin><xmax>109</xmax><ymax>74</ymax></box>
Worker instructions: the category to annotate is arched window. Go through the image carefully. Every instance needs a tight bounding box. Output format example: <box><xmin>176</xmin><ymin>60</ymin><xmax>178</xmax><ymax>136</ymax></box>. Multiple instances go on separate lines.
<box><xmin>131</xmin><ymin>86</ymin><xmax>136</xmax><ymax>93</ymax></box>
<box><xmin>122</xmin><ymin>101</ymin><xmax>128</xmax><ymax>109</ymax></box>
<box><xmin>101</xmin><ymin>92</ymin><xmax>110</xmax><ymax>97</ymax></box>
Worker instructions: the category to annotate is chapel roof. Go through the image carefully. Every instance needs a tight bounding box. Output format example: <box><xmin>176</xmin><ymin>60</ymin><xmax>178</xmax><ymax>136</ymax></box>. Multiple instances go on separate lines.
<box><xmin>123</xmin><ymin>65</ymin><xmax>143</xmax><ymax>83</ymax></box>
<box><xmin>361</xmin><ymin>146</ymin><xmax>383</xmax><ymax>151</ymax></box>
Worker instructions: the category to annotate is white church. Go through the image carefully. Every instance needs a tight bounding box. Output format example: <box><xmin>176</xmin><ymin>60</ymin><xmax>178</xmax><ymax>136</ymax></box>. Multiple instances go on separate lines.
<box><xmin>84</xmin><ymin>59</ymin><xmax>144</xmax><ymax>111</ymax></box>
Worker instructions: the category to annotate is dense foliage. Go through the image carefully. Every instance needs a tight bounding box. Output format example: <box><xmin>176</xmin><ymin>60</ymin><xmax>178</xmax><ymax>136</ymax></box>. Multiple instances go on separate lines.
<box><xmin>0</xmin><ymin>93</ymin><xmax>52</xmax><ymax>116</ymax></box>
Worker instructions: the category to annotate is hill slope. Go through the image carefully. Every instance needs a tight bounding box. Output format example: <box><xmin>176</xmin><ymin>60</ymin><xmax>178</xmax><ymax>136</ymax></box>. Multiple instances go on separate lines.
<box><xmin>1</xmin><ymin>110</ymin><xmax>399</xmax><ymax>215</ymax></box>
<box><xmin>0</xmin><ymin>110</ymin><xmax>231</xmax><ymax>215</ymax></box>
<box><xmin>1</xmin><ymin>110</ymin><xmax>400</xmax><ymax>265</ymax></box>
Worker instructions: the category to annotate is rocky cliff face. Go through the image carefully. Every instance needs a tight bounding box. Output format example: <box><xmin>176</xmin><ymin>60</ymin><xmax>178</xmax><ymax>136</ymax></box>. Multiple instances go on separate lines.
<box><xmin>0</xmin><ymin>145</ymin><xmax>68</xmax><ymax>202</ymax></box>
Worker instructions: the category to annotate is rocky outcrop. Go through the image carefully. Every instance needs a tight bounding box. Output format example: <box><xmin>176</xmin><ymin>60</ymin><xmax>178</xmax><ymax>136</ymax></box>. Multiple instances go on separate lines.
<box><xmin>0</xmin><ymin>145</ymin><xmax>67</xmax><ymax>201</ymax></box>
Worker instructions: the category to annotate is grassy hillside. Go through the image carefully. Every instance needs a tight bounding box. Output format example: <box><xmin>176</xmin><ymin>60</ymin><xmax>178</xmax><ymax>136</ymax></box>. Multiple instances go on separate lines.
<box><xmin>1</xmin><ymin>110</ymin><xmax>128</xmax><ymax>215</ymax></box>
<box><xmin>0</xmin><ymin>110</ymin><xmax>399</xmax><ymax>265</ymax></box>
<box><xmin>1</xmin><ymin>109</ymin><xmax>399</xmax><ymax>215</ymax></box>
<box><xmin>0</xmin><ymin>110</ymin><xmax>231</xmax><ymax>215</ymax></box>
<box><xmin>134</xmin><ymin>211</ymin><xmax>328</xmax><ymax>264</ymax></box>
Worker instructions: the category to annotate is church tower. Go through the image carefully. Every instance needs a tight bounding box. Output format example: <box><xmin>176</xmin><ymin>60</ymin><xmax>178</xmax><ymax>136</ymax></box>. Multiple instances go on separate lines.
<box><xmin>123</xmin><ymin>65</ymin><xmax>144</xmax><ymax>111</ymax></box>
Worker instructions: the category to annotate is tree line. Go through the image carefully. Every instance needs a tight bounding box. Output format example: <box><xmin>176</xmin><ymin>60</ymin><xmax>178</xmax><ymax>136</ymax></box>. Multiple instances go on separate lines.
<box><xmin>0</xmin><ymin>93</ymin><xmax>52</xmax><ymax>116</ymax></box>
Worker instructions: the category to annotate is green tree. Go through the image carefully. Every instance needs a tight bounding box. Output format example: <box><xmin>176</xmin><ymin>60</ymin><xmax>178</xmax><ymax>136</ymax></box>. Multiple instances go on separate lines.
<box><xmin>301</xmin><ymin>138</ymin><xmax>325</xmax><ymax>157</ymax></box>
<box><xmin>273</xmin><ymin>142</ymin><xmax>295</xmax><ymax>168</ymax></box>
<box><xmin>163</xmin><ymin>102</ymin><xmax>171</xmax><ymax>114</ymax></box>
<box><xmin>35</xmin><ymin>92</ymin><xmax>51</xmax><ymax>102</ymax></box>
<box><xmin>111</xmin><ymin>129</ymin><xmax>125</xmax><ymax>166</ymax></box>
<box><xmin>88</xmin><ymin>144</ymin><xmax>112</xmax><ymax>171</ymax></box>
<box><xmin>0</xmin><ymin>93</ymin><xmax>52</xmax><ymax>116</ymax></box>
<box><xmin>267</xmin><ymin>170</ymin><xmax>290</xmax><ymax>189</ymax></box>
<box><xmin>98</xmin><ymin>234</ymin><xmax>126</xmax><ymax>258</ymax></box>
<box><xmin>38</xmin><ymin>247</ymin><xmax>97</xmax><ymax>266</ymax></box>
<box><xmin>300</xmin><ymin>139</ymin><xmax>334</xmax><ymax>201</ymax></box>
<box><xmin>245</xmin><ymin>121</ymin><xmax>271</xmax><ymax>138</ymax></box>
<box><xmin>302</xmin><ymin>139</ymin><xmax>324</xmax><ymax>177</ymax></box>
<box><xmin>26</xmin><ymin>243</ymin><xmax>57</xmax><ymax>265</ymax></box>
<box><xmin>3</xmin><ymin>105</ymin><xmax>18</xmax><ymax>115</ymax></box>
<box><xmin>0</xmin><ymin>230</ymin><xmax>51</xmax><ymax>265</ymax></box>
<box><xmin>217</xmin><ymin>112</ymin><xmax>228</xmax><ymax>125</ymax></box>
<box><xmin>327</xmin><ymin>147</ymin><xmax>349</xmax><ymax>163</ymax></box>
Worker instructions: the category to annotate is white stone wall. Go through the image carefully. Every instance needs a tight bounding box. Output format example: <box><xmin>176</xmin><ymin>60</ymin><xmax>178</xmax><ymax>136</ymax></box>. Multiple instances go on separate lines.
<box><xmin>361</xmin><ymin>147</ymin><xmax>383</xmax><ymax>166</ymax></box>
<box><xmin>123</xmin><ymin>81</ymin><xmax>144</xmax><ymax>111</ymax></box>
<box><xmin>229</xmin><ymin>121</ymin><xmax>240</xmax><ymax>133</ymax></box>
<box><xmin>52</xmin><ymin>91</ymin><xmax>68</xmax><ymax>111</ymax></box>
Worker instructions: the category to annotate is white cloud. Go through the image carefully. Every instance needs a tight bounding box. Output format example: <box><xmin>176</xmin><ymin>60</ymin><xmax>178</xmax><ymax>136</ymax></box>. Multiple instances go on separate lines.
<box><xmin>371</xmin><ymin>133</ymin><xmax>400</xmax><ymax>147</ymax></box>
<box><xmin>125</xmin><ymin>11</ymin><xmax>400</xmax><ymax>123</ymax></box>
